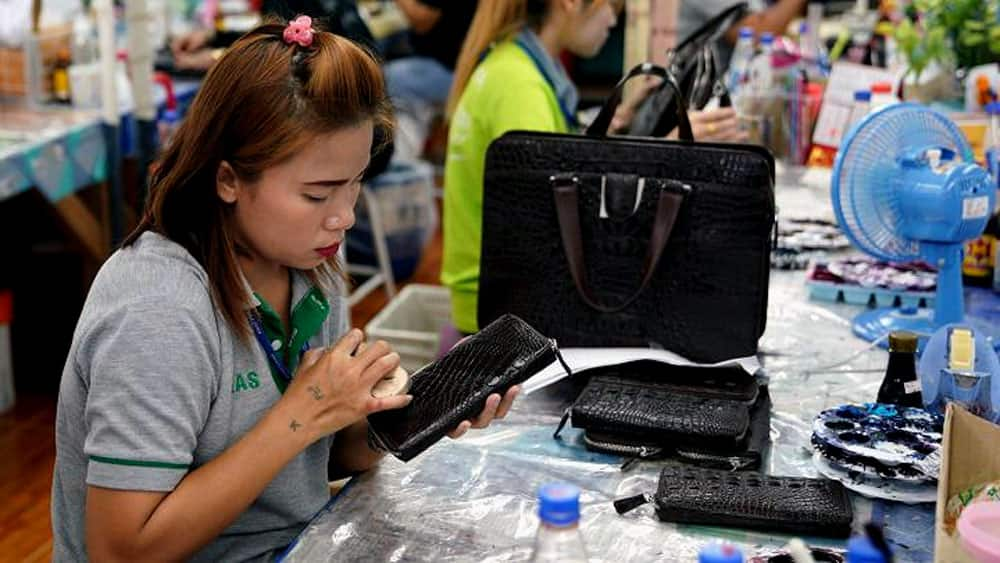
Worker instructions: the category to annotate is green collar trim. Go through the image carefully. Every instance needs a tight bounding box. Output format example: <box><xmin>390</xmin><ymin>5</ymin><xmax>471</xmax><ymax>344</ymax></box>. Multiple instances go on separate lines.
<box><xmin>253</xmin><ymin>285</ymin><xmax>330</xmax><ymax>393</ymax></box>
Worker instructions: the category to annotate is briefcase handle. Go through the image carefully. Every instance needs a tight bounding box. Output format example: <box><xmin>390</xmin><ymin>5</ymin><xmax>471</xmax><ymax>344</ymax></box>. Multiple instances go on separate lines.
<box><xmin>585</xmin><ymin>62</ymin><xmax>694</xmax><ymax>142</ymax></box>
<box><xmin>552</xmin><ymin>174</ymin><xmax>691</xmax><ymax>313</ymax></box>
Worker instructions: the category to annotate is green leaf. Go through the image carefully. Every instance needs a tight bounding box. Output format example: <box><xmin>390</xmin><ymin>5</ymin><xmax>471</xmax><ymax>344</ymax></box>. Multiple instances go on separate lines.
<box><xmin>962</xmin><ymin>32</ymin><xmax>986</xmax><ymax>47</ymax></box>
<box><xmin>965</xmin><ymin>21</ymin><xmax>987</xmax><ymax>31</ymax></box>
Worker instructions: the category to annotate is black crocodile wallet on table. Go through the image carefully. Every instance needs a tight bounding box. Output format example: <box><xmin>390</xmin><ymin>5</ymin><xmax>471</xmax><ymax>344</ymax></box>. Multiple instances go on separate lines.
<box><xmin>367</xmin><ymin>314</ymin><xmax>558</xmax><ymax>462</ymax></box>
<box><xmin>571</xmin><ymin>374</ymin><xmax>751</xmax><ymax>450</ymax></box>
<box><xmin>615</xmin><ymin>464</ymin><xmax>854</xmax><ymax>538</ymax></box>
<box><xmin>589</xmin><ymin>360</ymin><xmax>760</xmax><ymax>404</ymax></box>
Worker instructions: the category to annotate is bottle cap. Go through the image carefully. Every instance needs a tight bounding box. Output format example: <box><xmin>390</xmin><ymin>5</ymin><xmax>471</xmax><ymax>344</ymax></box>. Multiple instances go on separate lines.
<box><xmin>871</xmin><ymin>82</ymin><xmax>893</xmax><ymax>94</ymax></box>
<box><xmin>538</xmin><ymin>483</ymin><xmax>580</xmax><ymax>526</ymax></box>
<box><xmin>888</xmin><ymin>331</ymin><xmax>918</xmax><ymax>353</ymax></box>
<box><xmin>847</xmin><ymin>536</ymin><xmax>887</xmax><ymax>563</ymax></box>
<box><xmin>854</xmin><ymin>90</ymin><xmax>871</xmax><ymax>102</ymax></box>
<box><xmin>739</xmin><ymin>27</ymin><xmax>754</xmax><ymax>39</ymax></box>
<box><xmin>760</xmin><ymin>32</ymin><xmax>774</xmax><ymax>44</ymax></box>
<box><xmin>985</xmin><ymin>101</ymin><xmax>1000</xmax><ymax>115</ymax></box>
<box><xmin>799</xmin><ymin>22</ymin><xmax>810</xmax><ymax>34</ymax></box>
<box><xmin>698</xmin><ymin>541</ymin><xmax>744</xmax><ymax>563</ymax></box>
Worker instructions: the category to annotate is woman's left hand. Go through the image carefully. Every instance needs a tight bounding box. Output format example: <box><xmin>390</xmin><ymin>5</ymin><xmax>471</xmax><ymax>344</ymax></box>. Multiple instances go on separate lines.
<box><xmin>446</xmin><ymin>386</ymin><xmax>520</xmax><ymax>439</ymax></box>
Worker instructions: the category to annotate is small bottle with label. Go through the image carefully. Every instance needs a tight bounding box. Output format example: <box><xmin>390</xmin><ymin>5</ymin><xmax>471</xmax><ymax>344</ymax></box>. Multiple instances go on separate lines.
<box><xmin>51</xmin><ymin>48</ymin><xmax>72</xmax><ymax>104</ymax></box>
<box><xmin>877</xmin><ymin>331</ymin><xmax>923</xmax><ymax>408</ymax></box>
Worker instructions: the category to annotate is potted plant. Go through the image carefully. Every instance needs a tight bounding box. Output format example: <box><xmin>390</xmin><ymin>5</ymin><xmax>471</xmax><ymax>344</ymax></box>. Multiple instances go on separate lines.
<box><xmin>894</xmin><ymin>0</ymin><xmax>1000</xmax><ymax>103</ymax></box>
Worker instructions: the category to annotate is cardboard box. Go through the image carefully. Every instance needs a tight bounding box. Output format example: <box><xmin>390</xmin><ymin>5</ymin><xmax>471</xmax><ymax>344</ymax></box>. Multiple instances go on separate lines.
<box><xmin>935</xmin><ymin>404</ymin><xmax>1000</xmax><ymax>562</ymax></box>
<box><xmin>0</xmin><ymin>24</ymin><xmax>71</xmax><ymax>100</ymax></box>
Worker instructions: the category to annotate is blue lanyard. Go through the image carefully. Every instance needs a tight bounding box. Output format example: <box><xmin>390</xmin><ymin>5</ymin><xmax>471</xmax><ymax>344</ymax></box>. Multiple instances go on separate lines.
<box><xmin>248</xmin><ymin>312</ymin><xmax>309</xmax><ymax>383</ymax></box>
<box><xmin>512</xmin><ymin>37</ymin><xmax>579</xmax><ymax>129</ymax></box>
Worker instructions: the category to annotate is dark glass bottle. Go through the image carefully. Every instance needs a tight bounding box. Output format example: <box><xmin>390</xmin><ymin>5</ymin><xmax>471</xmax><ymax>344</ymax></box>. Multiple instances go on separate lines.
<box><xmin>877</xmin><ymin>331</ymin><xmax>923</xmax><ymax>408</ymax></box>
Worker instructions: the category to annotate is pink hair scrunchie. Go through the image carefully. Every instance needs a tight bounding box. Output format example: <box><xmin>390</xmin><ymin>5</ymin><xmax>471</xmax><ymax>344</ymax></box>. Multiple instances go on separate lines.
<box><xmin>283</xmin><ymin>15</ymin><xmax>314</xmax><ymax>48</ymax></box>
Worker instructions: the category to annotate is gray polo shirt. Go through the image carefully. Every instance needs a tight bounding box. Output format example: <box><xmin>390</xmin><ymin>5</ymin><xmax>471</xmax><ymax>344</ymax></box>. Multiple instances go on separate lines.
<box><xmin>51</xmin><ymin>231</ymin><xmax>348</xmax><ymax>562</ymax></box>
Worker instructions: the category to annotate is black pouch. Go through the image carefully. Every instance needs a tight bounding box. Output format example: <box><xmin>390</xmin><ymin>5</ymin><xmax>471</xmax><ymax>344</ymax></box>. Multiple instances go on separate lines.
<box><xmin>614</xmin><ymin>464</ymin><xmax>854</xmax><ymax>538</ymax></box>
<box><xmin>367</xmin><ymin>314</ymin><xmax>561</xmax><ymax>461</ymax></box>
<box><xmin>575</xmin><ymin>384</ymin><xmax>771</xmax><ymax>471</ymax></box>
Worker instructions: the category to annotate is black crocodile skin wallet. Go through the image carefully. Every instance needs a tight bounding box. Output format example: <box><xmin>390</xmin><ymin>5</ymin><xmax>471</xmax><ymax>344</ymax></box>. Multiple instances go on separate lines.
<box><xmin>367</xmin><ymin>314</ymin><xmax>558</xmax><ymax>462</ymax></box>
<box><xmin>570</xmin><ymin>374</ymin><xmax>751</xmax><ymax>450</ymax></box>
<box><xmin>588</xmin><ymin>360</ymin><xmax>760</xmax><ymax>404</ymax></box>
<box><xmin>615</xmin><ymin>464</ymin><xmax>854</xmax><ymax>538</ymax></box>
<box><xmin>580</xmin><ymin>386</ymin><xmax>772</xmax><ymax>471</ymax></box>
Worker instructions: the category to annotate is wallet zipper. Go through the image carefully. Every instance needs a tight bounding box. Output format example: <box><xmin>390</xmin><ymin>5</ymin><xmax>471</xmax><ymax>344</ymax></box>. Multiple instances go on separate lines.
<box><xmin>582</xmin><ymin>434</ymin><xmax>664</xmax><ymax>471</ymax></box>
<box><xmin>674</xmin><ymin>450</ymin><xmax>752</xmax><ymax>471</ymax></box>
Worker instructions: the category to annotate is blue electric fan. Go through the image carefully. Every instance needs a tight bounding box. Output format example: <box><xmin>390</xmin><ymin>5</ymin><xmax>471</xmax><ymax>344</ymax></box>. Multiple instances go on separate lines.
<box><xmin>832</xmin><ymin>103</ymin><xmax>997</xmax><ymax>347</ymax></box>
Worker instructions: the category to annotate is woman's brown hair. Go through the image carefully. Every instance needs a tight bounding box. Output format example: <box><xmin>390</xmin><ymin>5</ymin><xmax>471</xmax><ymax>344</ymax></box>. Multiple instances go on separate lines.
<box><xmin>124</xmin><ymin>20</ymin><xmax>393</xmax><ymax>339</ymax></box>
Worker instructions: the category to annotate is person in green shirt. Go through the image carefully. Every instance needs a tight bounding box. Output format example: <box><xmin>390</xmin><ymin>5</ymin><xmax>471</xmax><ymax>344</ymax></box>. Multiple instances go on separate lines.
<box><xmin>441</xmin><ymin>0</ymin><xmax>620</xmax><ymax>334</ymax></box>
<box><xmin>440</xmin><ymin>0</ymin><xmax>747</xmax><ymax>335</ymax></box>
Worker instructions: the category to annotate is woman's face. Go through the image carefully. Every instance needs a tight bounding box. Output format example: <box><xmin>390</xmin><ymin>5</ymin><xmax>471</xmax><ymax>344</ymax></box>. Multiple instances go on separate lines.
<box><xmin>563</xmin><ymin>0</ymin><xmax>618</xmax><ymax>58</ymax></box>
<box><xmin>219</xmin><ymin>121</ymin><xmax>373</xmax><ymax>272</ymax></box>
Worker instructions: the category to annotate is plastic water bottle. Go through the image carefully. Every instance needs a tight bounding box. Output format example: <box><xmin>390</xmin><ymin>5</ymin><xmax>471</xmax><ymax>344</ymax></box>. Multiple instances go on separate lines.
<box><xmin>798</xmin><ymin>22</ymin><xmax>815</xmax><ymax>61</ymax></box>
<box><xmin>530</xmin><ymin>483</ymin><xmax>588</xmax><ymax>563</ymax></box>
<box><xmin>728</xmin><ymin>27</ymin><xmax>755</xmax><ymax>97</ymax></box>
<box><xmin>699</xmin><ymin>541</ymin><xmax>744</xmax><ymax>563</ymax></box>
<box><xmin>985</xmin><ymin>102</ymin><xmax>1000</xmax><ymax>185</ymax></box>
<box><xmin>749</xmin><ymin>32</ymin><xmax>775</xmax><ymax>96</ymax></box>
<box><xmin>868</xmin><ymin>82</ymin><xmax>897</xmax><ymax>113</ymax></box>
<box><xmin>845</xmin><ymin>90</ymin><xmax>871</xmax><ymax>135</ymax></box>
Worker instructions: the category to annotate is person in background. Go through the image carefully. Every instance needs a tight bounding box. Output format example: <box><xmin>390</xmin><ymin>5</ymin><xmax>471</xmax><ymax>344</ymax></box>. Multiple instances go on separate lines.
<box><xmin>51</xmin><ymin>19</ymin><xmax>516</xmax><ymax>562</ymax></box>
<box><xmin>385</xmin><ymin>0</ymin><xmax>478</xmax><ymax>161</ymax></box>
<box><xmin>441</xmin><ymin>0</ymin><xmax>621</xmax><ymax>336</ymax></box>
<box><xmin>609</xmin><ymin>74</ymin><xmax>748</xmax><ymax>142</ymax></box>
<box><xmin>679</xmin><ymin>0</ymin><xmax>808</xmax><ymax>67</ymax></box>
<box><xmin>442</xmin><ymin>0</ymin><xmax>748</xmax><ymax>336</ymax></box>
<box><xmin>170</xmin><ymin>0</ymin><xmax>377</xmax><ymax>71</ymax></box>
<box><xmin>168</xmin><ymin>1</ymin><xmax>395</xmax><ymax>178</ymax></box>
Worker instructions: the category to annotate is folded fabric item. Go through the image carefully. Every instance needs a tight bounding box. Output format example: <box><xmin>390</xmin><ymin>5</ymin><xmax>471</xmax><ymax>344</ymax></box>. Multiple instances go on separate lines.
<box><xmin>614</xmin><ymin>464</ymin><xmax>854</xmax><ymax>538</ymax></box>
<box><xmin>368</xmin><ymin>314</ymin><xmax>559</xmax><ymax>461</ymax></box>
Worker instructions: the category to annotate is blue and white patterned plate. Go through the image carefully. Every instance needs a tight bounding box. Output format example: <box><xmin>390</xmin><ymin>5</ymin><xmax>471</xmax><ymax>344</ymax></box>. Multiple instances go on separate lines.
<box><xmin>811</xmin><ymin>403</ymin><xmax>943</xmax><ymax>470</ymax></box>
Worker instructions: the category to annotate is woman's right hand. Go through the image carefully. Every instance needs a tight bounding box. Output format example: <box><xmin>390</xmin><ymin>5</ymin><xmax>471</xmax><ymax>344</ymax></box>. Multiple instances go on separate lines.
<box><xmin>687</xmin><ymin>107</ymin><xmax>748</xmax><ymax>143</ymax></box>
<box><xmin>275</xmin><ymin>329</ymin><xmax>412</xmax><ymax>444</ymax></box>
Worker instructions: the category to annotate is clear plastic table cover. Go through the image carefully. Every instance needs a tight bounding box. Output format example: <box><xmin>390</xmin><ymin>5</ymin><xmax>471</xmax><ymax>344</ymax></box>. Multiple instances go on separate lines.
<box><xmin>282</xmin><ymin>168</ymin><xmax>936</xmax><ymax>563</ymax></box>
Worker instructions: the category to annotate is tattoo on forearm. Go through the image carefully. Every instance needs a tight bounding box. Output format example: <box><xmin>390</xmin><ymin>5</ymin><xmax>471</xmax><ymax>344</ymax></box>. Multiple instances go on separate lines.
<box><xmin>290</xmin><ymin>419</ymin><xmax>302</xmax><ymax>432</ymax></box>
<box><xmin>307</xmin><ymin>385</ymin><xmax>324</xmax><ymax>400</ymax></box>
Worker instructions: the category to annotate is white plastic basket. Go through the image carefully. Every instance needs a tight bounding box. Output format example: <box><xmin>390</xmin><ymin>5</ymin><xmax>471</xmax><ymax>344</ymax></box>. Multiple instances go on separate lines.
<box><xmin>364</xmin><ymin>284</ymin><xmax>451</xmax><ymax>373</ymax></box>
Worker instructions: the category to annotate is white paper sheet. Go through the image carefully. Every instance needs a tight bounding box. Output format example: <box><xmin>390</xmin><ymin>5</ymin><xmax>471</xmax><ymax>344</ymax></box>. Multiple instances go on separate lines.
<box><xmin>522</xmin><ymin>347</ymin><xmax>761</xmax><ymax>394</ymax></box>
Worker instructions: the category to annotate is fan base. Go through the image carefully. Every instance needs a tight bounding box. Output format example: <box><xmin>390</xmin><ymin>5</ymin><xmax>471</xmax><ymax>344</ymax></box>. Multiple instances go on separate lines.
<box><xmin>853</xmin><ymin>307</ymin><xmax>1000</xmax><ymax>355</ymax></box>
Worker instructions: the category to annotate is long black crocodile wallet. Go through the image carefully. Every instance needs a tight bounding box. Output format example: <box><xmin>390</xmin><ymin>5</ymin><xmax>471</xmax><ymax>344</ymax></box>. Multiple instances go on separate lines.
<box><xmin>571</xmin><ymin>374</ymin><xmax>751</xmax><ymax>450</ymax></box>
<box><xmin>617</xmin><ymin>464</ymin><xmax>854</xmax><ymax>538</ymax></box>
<box><xmin>367</xmin><ymin>314</ymin><xmax>558</xmax><ymax>461</ymax></box>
